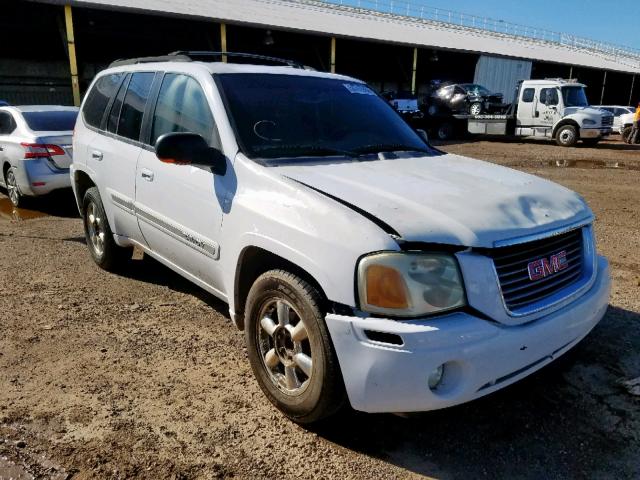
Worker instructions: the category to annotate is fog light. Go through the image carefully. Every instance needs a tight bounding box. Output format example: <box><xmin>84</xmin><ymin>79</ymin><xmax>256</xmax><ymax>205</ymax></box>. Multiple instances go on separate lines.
<box><xmin>428</xmin><ymin>364</ymin><xmax>445</xmax><ymax>390</ymax></box>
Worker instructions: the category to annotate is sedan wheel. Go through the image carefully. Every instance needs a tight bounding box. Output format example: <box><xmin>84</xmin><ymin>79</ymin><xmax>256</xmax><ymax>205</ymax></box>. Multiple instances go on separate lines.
<box><xmin>469</xmin><ymin>102</ymin><xmax>483</xmax><ymax>116</ymax></box>
<box><xmin>5</xmin><ymin>168</ymin><xmax>21</xmax><ymax>207</ymax></box>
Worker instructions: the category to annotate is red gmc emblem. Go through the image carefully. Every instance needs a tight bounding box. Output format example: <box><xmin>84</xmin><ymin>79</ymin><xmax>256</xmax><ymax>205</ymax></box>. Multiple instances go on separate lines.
<box><xmin>527</xmin><ymin>251</ymin><xmax>569</xmax><ymax>281</ymax></box>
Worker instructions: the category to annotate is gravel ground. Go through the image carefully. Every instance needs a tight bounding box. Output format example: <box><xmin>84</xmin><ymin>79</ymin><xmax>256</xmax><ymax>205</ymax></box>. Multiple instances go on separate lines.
<box><xmin>1</xmin><ymin>138</ymin><xmax>639</xmax><ymax>479</ymax></box>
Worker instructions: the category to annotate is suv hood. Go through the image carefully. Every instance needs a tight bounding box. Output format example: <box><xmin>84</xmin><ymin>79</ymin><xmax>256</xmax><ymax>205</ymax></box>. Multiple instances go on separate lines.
<box><xmin>277</xmin><ymin>154</ymin><xmax>591</xmax><ymax>248</ymax></box>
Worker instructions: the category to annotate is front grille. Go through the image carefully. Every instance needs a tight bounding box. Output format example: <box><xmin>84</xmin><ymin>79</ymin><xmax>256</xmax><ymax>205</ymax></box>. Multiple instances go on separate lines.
<box><xmin>487</xmin><ymin>229</ymin><xmax>584</xmax><ymax>311</ymax></box>
<box><xmin>602</xmin><ymin>115</ymin><xmax>614</xmax><ymax>127</ymax></box>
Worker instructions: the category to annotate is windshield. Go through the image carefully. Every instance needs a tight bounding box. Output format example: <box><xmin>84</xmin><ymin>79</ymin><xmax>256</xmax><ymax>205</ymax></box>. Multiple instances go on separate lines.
<box><xmin>561</xmin><ymin>87</ymin><xmax>589</xmax><ymax>108</ymax></box>
<box><xmin>21</xmin><ymin>110</ymin><xmax>77</xmax><ymax>131</ymax></box>
<box><xmin>461</xmin><ymin>84</ymin><xmax>491</xmax><ymax>96</ymax></box>
<box><xmin>216</xmin><ymin>74</ymin><xmax>429</xmax><ymax>160</ymax></box>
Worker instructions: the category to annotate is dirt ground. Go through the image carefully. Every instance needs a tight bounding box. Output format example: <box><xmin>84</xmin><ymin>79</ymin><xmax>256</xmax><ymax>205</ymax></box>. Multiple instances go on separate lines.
<box><xmin>1</xmin><ymin>137</ymin><xmax>639</xmax><ymax>479</ymax></box>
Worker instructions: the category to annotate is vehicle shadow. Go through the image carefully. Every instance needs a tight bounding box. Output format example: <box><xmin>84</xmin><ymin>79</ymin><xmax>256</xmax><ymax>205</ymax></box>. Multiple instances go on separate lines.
<box><xmin>434</xmin><ymin>136</ymin><xmax>639</xmax><ymax>151</ymax></box>
<box><xmin>309</xmin><ymin>305</ymin><xmax>640</xmax><ymax>479</ymax></box>
<box><xmin>116</xmin><ymin>253</ymin><xmax>230</xmax><ymax>315</ymax></box>
<box><xmin>0</xmin><ymin>188</ymin><xmax>79</xmax><ymax>220</ymax></box>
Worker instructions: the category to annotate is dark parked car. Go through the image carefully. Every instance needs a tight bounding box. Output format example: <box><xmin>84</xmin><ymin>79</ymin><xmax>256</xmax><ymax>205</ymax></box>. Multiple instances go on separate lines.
<box><xmin>382</xmin><ymin>91</ymin><xmax>424</xmax><ymax>124</ymax></box>
<box><xmin>428</xmin><ymin>83</ymin><xmax>503</xmax><ymax>116</ymax></box>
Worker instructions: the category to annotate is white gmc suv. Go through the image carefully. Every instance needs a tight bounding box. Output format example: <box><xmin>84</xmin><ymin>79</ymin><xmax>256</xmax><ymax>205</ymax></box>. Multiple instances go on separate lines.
<box><xmin>71</xmin><ymin>52</ymin><xmax>611</xmax><ymax>423</ymax></box>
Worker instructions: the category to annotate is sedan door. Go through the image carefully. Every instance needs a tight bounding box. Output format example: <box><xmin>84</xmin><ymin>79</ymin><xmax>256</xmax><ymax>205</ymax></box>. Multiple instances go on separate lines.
<box><xmin>134</xmin><ymin>73</ymin><xmax>227</xmax><ymax>295</ymax></box>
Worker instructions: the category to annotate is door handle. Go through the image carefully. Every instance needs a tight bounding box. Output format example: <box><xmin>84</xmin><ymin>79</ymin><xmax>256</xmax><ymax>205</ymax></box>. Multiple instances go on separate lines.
<box><xmin>535</xmin><ymin>111</ymin><xmax>540</xmax><ymax>117</ymax></box>
<box><xmin>141</xmin><ymin>169</ymin><xmax>154</xmax><ymax>182</ymax></box>
<box><xmin>91</xmin><ymin>150</ymin><xmax>103</xmax><ymax>161</ymax></box>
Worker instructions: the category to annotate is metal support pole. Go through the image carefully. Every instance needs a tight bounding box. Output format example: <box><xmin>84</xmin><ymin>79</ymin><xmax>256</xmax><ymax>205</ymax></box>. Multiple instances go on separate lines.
<box><xmin>600</xmin><ymin>71</ymin><xmax>607</xmax><ymax>105</ymax></box>
<box><xmin>330</xmin><ymin>37</ymin><xmax>336</xmax><ymax>73</ymax></box>
<box><xmin>568</xmin><ymin>66</ymin><xmax>573</xmax><ymax>80</ymax></box>
<box><xmin>220</xmin><ymin>23</ymin><xmax>227</xmax><ymax>63</ymax></box>
<box><xmin>629</xmin><ymin>74</ymin><xmax>636</xmax><ymax>106</ymax></box>
<box><xmin>64</xmin><ymin>5</ymin><xmax>80</xmax><ymax>107</ymax></box>
<box><xmin>411</xmin><ymin>47</ymin><xmax>418</xmax><ymax>95</ymax></box>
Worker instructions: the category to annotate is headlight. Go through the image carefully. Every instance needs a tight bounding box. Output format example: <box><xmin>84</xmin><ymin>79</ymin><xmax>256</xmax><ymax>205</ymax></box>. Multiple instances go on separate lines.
<box><xmin>582</xmin><ymin>119</ymin><xmax>597</xmax><ymax>126</ymax></box>
<box><xmin>357</xmin><ymin>252</ymin><xmax>466</xmax><ymax>317</ymax></box>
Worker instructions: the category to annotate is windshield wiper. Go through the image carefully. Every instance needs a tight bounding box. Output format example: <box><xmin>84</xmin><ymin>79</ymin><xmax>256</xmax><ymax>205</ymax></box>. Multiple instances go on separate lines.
<box><xmin>253</xmin><ymin>144</ymin><xmax>358</xmax><ymax>158</ymax></box>
<box><xmin>351</xmin><ymin>143</ymin><xmax>431</xmax><ymax>156</ymax></box>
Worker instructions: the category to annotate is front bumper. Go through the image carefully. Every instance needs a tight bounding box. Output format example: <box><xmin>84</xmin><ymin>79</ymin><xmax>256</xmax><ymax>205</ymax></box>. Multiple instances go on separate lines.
<box><xmin>15</xmin><ymin>158</ymin><xmax>71</xmax><ymax>196</ymax></box>
<box><xmin>326</xmin><ymin>255</ymin><xmax>610</xmax><ymax>413</ymax></box>
<box><xmin>580</xmin><ymin>127</ymin><xmax>612</xmax><ymax>139</ymax></box>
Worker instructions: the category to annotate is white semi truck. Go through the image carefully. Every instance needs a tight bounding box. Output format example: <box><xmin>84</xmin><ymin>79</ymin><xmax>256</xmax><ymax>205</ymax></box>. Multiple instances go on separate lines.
<box><xmin>466</xmin><ymin>79</ymin><xmax>614</xmax><ymax>146</ymax></box>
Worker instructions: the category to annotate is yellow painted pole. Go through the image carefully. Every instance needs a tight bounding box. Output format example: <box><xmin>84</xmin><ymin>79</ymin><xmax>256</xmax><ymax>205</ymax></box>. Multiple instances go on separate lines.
<box><xmin>330</xmin><ymin>37</ymin><xmax>336</xmax><ymax>73</ymax></box>
<box><xmin>64</xmin><ymin>5</ymin><xmax>81</xmax><ymax>106</ymax></box>
<box><xmin>411</xmin><ymin>47</ymin><xmax>418</xmax><ymax>94</ymax></box>
<box><xmin>220</xmin><ymin>23</ymin><xmax>227</xmax><ymax>63</ymax></box>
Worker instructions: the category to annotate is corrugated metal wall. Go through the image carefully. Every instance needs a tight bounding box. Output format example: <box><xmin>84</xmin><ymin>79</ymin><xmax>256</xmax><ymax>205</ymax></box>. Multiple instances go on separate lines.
<box><xmin>474</xmin><ymin>56</ymin><xmax>532</xmax><ymax>103</ymax></box>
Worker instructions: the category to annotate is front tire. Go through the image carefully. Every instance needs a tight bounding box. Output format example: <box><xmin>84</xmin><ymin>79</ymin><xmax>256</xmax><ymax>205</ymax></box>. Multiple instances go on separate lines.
<box><xmin>245</xmin><ymin>270</ymin><xmax>346</xmax><ymax>424</ymax></box>
<box><xmin>555</xmin><ymin>125</ymin><xmax>578</xmax><ymax>147</ymax></box>
<box><xmin>4</xmin><ymin>167</ymin><xmax>21</xmax><ymax>207</ymax></box>
<box><xmin>82</xmin><ymin>187</ymin><xmax>131</xmax><ymax>272</ymax></box>
<box><xmin>469</xmin><ymin>102</ymin><xmax>483</xmax><ymax>116</ymax></box>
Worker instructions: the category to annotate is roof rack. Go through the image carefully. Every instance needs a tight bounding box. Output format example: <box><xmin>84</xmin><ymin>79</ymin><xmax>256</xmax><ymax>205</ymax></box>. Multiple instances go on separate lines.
<box><xmin>109</xmin><ymin>51</ymin><xmax>305</xmax><ymax>69</ymax></box>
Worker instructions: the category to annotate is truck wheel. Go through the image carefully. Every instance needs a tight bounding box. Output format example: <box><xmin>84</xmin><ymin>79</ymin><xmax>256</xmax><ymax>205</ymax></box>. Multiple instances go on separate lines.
<box><xmin>469</xmin><ymin>102</ymin><xmax>483</xmax><ymax>116</ymax></box>
<box><xmin>437</xmin><ymin>122</ymin><xmax>454</xmax><ymax>140</ymax></box>
<box><xmin>245</xmin><ymin>270</ymin><xmax>346</xmax><ymax>424</ymax></box>
<box><xmin>82</xmin><ymin>187</ymin><xmax>131</xmax><ymax>271</ymax></box>
<box><xmin>582</xmin><ymin>139</ymin><xmax>600</xmax><ymax>147</ymax></box>
<box><xmin>555</xmin><ymin>125</ymin><xmax>578</xmax><ymax>147</ymax></box>
<box><xmin>622</xmin><ymin>126</ymin><xmax>633</xmax><ymax>144</ymax></box>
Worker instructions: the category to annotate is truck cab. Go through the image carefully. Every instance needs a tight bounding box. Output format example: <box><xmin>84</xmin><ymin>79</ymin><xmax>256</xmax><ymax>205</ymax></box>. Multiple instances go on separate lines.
<box><xmin>515</xmin><ymin>79</ymin><xmax>613</xmax><ymax>146</ymax></box>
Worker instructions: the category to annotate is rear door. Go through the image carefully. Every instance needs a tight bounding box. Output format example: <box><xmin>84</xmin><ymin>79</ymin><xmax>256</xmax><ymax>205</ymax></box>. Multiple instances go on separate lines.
<box><xmin>516</xmin><ymin>87</ymin><xmax>536</xmax><ymax>131</ymax></box>
<box><xmin>134</xmin><ymin>72</ymin><xmax>226</xmax><ymax>293</ymax></box>
<box><xmin>90</xmin><ymin>71</ymin><xmax>155</xmax><ymax>242</ymax></box>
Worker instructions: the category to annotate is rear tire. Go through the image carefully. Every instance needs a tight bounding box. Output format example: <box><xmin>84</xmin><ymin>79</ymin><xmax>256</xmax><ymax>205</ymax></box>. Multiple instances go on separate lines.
<box><xmin>245</xmin><ymin>270</ymin><xmax>346</xmax><ymax>424</ymax></box>
<box><xmin>555</xmin><ymin>125</ymin><xmax>578</xmax><ymax>147</ymax></box>
<box><xmin>82</xmin><ymin>186</ymin><xmax>131</xmax><ymax>272</ymax></box>
<box><xmin>437</xmin><ymin>122</ymin><xmax>454</xmax><ymax>140</ymax></box>
<box><xmin>4</xmin><ymin>167</ymin><xmax>21</xmax><ymax>208</ymax></box>
<box><xmin>622</xmin><ymin>126</ymin><xmax>633</xmax><ymax>144</ymax></box>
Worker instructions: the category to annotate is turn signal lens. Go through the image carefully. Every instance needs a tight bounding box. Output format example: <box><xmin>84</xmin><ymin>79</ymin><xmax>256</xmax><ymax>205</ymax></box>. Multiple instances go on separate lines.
<box><xmin>365</xmin><ymin>265</ymin><xmax>409</xmax><ymax>309</ymax></box>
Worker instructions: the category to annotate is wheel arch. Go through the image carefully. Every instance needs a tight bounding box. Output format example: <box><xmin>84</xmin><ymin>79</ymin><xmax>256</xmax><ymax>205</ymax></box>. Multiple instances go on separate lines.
<box><xmin>232</xmin><ymin>246</ymin><xmax>332</xmax><ymax>331</ymax></box>
<box><xmin>73</xmin><ymin>169</ymin><xmax>96</xmax><ymax>213</ymax></box>
<box><xmin>552</xmin><ymin>118</ymin><xmax>581</xmax><ymax>138</ymax></box>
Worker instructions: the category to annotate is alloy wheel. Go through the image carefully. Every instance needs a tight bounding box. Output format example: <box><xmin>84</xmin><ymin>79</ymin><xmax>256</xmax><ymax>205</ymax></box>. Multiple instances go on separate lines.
<box><xmin>257</xmin><ymin>298</ymin><xmax>313</xmax><ymax>396</ymax></box>
<box><xmin>86</xmin><ymin>201</ymin><xmax>106</xmax><ymax>256</ymax></box>
<box><xmin>5</xmin><ymin>169</ymin><xmax>20</xmax><ymax>207</ymax></box>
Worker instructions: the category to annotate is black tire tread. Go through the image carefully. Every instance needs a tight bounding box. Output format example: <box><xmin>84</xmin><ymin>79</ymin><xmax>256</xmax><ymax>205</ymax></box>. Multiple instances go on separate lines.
<box><xmin>245</xmin><ymin>269</ymin><xmax>346</xmax><ymax>424</ymax></box>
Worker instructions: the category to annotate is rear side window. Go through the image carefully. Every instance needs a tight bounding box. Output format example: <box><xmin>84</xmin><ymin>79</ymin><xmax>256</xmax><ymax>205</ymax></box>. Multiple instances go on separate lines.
<box><xmin>0</xmin><ymin>111</ymin><xmax>16</xmax><ymax>134</ymax></box>
<box><xmin>151</xmin><ymin>74</ymin><xmax>215</xmax><ymax>145</ymax></box>
<box><xmin>22</xmin><ymin>111</ymin><xmax>78</xmax><ymax>131</ymax></box>
<box><xmin>83</xmin><ymin>73</ymin><xmax>124</xmax><ymax>128</ymax></box>
<box><xmin>117</xmin><ymin>72</ymin><xmax>155</xmax><ymax>141</ymax></box>
<box><xmin>521</xmin><ymin>88</ymin><xmax>535</xmax><ymax>103</ymax></box>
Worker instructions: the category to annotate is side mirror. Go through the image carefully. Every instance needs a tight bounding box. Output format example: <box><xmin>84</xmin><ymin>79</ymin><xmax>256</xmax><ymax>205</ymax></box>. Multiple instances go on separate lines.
<box><xmin>416</xmin><ymin>128</ymin><xmax>430</xmax><ymax>145</ymax></box>
<box><xmin>155</xmin><ymin>132</ymin><xmax>226</xmax><ymax>175</ymax></box>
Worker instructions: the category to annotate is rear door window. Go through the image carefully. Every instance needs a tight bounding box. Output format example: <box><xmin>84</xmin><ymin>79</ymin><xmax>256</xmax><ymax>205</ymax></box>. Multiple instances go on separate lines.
<box><xmin>106</xmin><ymin>74</ymin><xmax>129</xmax><ymax>134</ymax></box>
<box><xmin>150</xmin><ymin>74</ymin><xmax>216</xmax><ymax>146</ymax></box>
<box><xmin>83</xmin><ymin>73</ymin><xmax>124</xmax><ymax>128</ymax></box>
<box><xmin>117</xmin><ymin>72</ymin><xmax>155</xmax><ymax>141</ymax></box>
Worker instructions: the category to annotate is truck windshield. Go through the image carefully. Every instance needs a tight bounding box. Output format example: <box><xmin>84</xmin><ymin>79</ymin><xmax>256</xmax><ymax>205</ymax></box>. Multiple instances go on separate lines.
<box><xmin>561</xmin><ymin>87</ymin><xmax>589</xmax><ymax>107</ymax></box>
<box><xmin>216</xmin><ymin>74</ymin><xmax>429</xmax><ymax>160</ymax></box>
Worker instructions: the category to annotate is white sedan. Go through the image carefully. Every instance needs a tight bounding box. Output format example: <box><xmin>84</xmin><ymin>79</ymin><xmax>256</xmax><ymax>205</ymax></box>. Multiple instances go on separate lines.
<box><xmin>0</xmin><ymin>105</ymin><xmax>78</xmax><ymax>207</ymax></box>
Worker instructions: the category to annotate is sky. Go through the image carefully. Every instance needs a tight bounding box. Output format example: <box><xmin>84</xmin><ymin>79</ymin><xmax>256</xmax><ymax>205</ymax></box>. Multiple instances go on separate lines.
<box><xmin>344</xmin><ymin>0</ymin><xmax>640</xmax><ymax>49</ymax></box>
